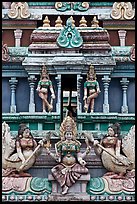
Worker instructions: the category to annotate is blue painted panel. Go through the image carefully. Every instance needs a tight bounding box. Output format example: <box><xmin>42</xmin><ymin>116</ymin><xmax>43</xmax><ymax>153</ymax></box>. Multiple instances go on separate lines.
<box><xmin>16</xmin><ymin>78</ymin><xmax>30</xmax><ymax>112</ymax></box>
<box><xmin>109</xmin><ymin>78</ymin><xmax>122</xmax><ymax>113</ymax></box>
<box><xmin>2</xmin><ymin>78</ymin><xmax>11</xmax><ymax>113</ymax></box>
<box><xmin>127</xmin><ymin>79</ymin><xmax>135</xmax><ymax>113</ymax></box>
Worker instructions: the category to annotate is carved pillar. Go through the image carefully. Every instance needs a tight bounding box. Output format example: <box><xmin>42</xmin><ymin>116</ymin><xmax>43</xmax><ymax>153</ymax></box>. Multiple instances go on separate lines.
<box><xmin>102</xmin><ymin>75</ymin><xmax>111</xmax><ymax>113</ymax></box>
<box><xmin>14</xmin><ymin>29</ymin><xmax>23</xmax><ymax>47</ymax></box>
<box><xmin>28</xmin><ymin>75</ymin><xmax>37</xmax><ymax>113</ymax></box>
<box><xmin>9</xmin><ymin>77</ymin><xmax>18</xmax><ymax>113</ymax></box>
<box><xmin>118</xmin><ymin>30</ymin><xmax>127</xmax><ymax>46</ymax></box>
<box><xmin>77</xmin><ymin>75</ymin><xmax>83</xmax><ymax>114</ymax></box>
<box><xmin>120</xmin><ymin>78</ymin><xmax>129</xmax><ymax>113</ymax></box>
<box><xmin>55</xmin><ymin>74</ymin><xmax>61</xmax><ymax>115</ymax></box>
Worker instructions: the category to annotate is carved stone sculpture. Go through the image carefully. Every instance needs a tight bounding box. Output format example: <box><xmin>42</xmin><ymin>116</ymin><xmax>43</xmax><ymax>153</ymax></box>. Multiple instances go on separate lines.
<box><xmin>111</xmin><ymin>2</ymin><xmax>135</xmax><ymax>20</ymax></box>
<box><xmin>83</xmin><ymin>65</ymin><xmax>101</xmax><ymax>113</ymax></box>
<box><xmin>43</xmin><ymin>116</ymin><xmax>91</xmax><ymax>195</ymax></box>
<box><xmin>92</xmin><ymin>123</ymin><xmax>135</xmax><ymax>179</ymax></box>
<box><xmin>36</xmin><ymin>64</ymin><xmax>56</xmax><ymax>112</ymax></box>
<box><xmin>8</xmin><ymin>2</ymin><xmax>30</xmax><ymax>19</ymax></box>
<box><xmin>2</xmin><ymin>43</ymin><xmax>10</xmax><ymax>62</ymax></box>
<box><xmin>2</xmin><ymin>122</ymin><xmax>48</xmax><ymax>177</ymax></box>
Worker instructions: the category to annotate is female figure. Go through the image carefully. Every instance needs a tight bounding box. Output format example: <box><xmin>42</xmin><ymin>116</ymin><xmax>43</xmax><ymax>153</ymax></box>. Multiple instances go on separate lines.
<box><xmin>43</xmin><ymin>116</ymin><xmax>90</xmax><ymax>195</ymax></box>
<box><xmin>83</xmin><ymin>65</ymin><xmax>100</xmax><ymax>113</ymax></box>
<box><xmin>36</xmin><ymin>65</ymin><xmax>55</xmax><ymax>112</ymax></box>
<box><xmin>2</xmin><ymin>123</ymin><xmax>39</xmax><ymax>177</ymax></box>
<box><xmin>93</xmin><ymin>123</ymin><xmax>133</xmax><ymax>179</ymax></box>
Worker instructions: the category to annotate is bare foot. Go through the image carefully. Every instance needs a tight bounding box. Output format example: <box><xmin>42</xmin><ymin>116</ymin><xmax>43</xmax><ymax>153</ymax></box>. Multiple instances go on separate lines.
<box><xmin>48</xmin><ymin>105</ymin><xmax>53</xmax><ymax>112</ymax></box>
<box><xmin>62</xmin><ymin>186</ymin><xmax>69</xmax><ymax>195</ymax></box>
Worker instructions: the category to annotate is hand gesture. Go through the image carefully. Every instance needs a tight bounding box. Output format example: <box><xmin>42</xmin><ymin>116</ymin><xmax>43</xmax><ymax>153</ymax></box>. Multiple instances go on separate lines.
<box><xmin>83</xmin><ymin>96</ymin><xmax>87</xmax><ymax>100</ymax></box>
<box><xmin>51</xmin><ymin>93</ymin><xmax>55</xmax><ymax>99</ymax></box>
<box><xmin>93</xmin><ymin>140</ymin><xmax>99</xmax><ymax>146</ymax></box>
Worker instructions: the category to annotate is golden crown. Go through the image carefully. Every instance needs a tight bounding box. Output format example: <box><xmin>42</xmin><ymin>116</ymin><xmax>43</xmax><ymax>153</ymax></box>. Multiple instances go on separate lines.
<box><xmin>40</xmin><ymin>64</ymin><xmax>49</xmax><ymax>80</ymax></box>
<box><xmin>60</xmin><ymin>116</ymin><xmax>77</xmax><ymax>140</ymax></box>
<box><xmin>87</xmin><ymin>64</ymin><xmax>96</xmax><ymax>80</ymax></box>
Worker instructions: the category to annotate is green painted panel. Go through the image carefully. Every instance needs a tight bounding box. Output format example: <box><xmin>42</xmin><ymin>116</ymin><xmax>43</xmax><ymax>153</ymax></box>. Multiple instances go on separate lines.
<box><xmin>120</xmin><ymin>123</ymin><xmax>133</xmax><ymax>131</ymax></box>
<box><xmin>83</xmin><ymin>123</ymin><xmax>94</xmax><ymax>130</ymax></box>
<box><xmin>43</xmin><ymin>123</ymin><xmax>55</xmax><ymax>130</ymax></box>
<box><xmin>29</xmin><ymin>123</ymin><xmax>38</xmax><ymax>130</ymax></box>
<box><xmin>100</xmin><ymin>123</ymin><xmax>108</xmax><ymax>131</ymax></box>
<box><xmin>9</xmin><ymin>123</ymin><xmax>19</xmax><ymax>131</ymax></box>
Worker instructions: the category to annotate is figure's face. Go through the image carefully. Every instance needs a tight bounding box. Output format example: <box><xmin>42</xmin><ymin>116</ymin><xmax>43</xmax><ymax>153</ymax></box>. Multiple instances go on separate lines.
<box><xmin>42</xmin><ymin>73</ymin><xmax>48</xmax><ymax>79</ymax></box>
<box><xmin>89</xmin><ymin>74</ymin><xmax>93</xmax><ymax>80</ymax></box>
<box><xmin>23</xmin><ymin>128</ymin><xmax>30</xmax><ymax>138</ymax></box>
<box><xmin>107</xmin><ymin>127</ymin><xmax>115</xmax><ymax>137</ymax></box>
<box><xmin>65</xmin><ymin>131</ymin><xmax>73</xmax><ymax>140</ymax></box>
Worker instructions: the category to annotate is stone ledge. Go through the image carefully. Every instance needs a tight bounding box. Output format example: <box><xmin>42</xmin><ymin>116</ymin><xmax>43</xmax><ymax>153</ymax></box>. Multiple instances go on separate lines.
<box><xmin>48</xmin><ymin>193</ymin><xmax>90</xmax><ymax>201</ymax></box>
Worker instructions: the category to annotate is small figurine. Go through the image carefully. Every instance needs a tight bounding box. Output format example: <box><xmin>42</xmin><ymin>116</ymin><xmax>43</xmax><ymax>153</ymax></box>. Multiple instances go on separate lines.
<box><xmin>2</xmin><ymin>122</ymin><xmax>49</xmax><ymax>177</ymax></box>
<box><xmin>36</xmin><ymin>64</ymin><xmax>55</xmax><ymax>112</ymax></box>
<box><xmin>43</xmin><ymin>116</ymin><xmax>90</xmax><ymax>195</ymax></box>
<box><xmin>93</xmin><ymin>123</ymin><xmax>135</xmax><ymax>179</ymax></box>
<box><xmin>83</xmin><ymin>65</ymin><xmax>100</xmax><ymax>113</ymax></box>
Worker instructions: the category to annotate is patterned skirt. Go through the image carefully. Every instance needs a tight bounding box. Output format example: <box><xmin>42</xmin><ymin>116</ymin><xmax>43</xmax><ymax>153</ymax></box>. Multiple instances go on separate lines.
<box><xmin>51</xmin><ymin>163</ymin><xmax>89</xmax><ymax>187</ymax></box>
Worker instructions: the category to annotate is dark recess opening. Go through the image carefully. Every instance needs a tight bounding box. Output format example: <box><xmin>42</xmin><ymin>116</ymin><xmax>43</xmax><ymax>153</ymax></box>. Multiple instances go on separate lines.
<box><xmin>61</xmin><ymin>74</ymin><xmax>77</xmax><ymax>121</ymax></box>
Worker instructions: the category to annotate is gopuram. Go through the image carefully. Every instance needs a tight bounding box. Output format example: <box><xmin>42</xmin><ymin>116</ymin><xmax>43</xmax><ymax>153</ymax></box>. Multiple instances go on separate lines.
<box><xmin>2</xmin><ymin>2</ymin><xmax>135</xmax><ymax>202</ymax></box>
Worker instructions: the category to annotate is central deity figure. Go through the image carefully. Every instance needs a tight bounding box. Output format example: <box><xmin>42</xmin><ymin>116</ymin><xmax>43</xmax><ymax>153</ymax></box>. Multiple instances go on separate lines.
<box><xmin>43</xmin><ymin>116</ymin><xmax>90</xmax><ymax>195</ymax></box>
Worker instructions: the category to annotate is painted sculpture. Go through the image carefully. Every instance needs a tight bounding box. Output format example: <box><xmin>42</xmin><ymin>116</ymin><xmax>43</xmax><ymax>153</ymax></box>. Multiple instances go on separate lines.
<box><xmin>42</xmin><ymin>116</ymin><xmax>91</xmax><ymax>195</ymax></box>
<box><xmin>36</xmin><ymin>64</ymin><xmax>55</xmax><ymax>112</ymax></box>
<box><xmin>87</xmin><ymin>123</ymin><xmax>135</xmax><ymax>179</ymax></box>
<box><xmin>83</xmin><ymin>65</ymin><xmax>100</xmax><ymax>113</ymax></box>
<box><xmin>2</xmin><ymin>122</ymin><xmax>50</xmax><ymax>177</ymax></box>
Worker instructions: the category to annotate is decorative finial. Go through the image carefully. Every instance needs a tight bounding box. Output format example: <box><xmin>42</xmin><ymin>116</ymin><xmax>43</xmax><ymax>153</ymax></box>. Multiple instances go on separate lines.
<box><xmin>43</xmin><ymin>16</ymin><xmax>50</xmax><ymax>27</ymax></box>
<box><xmin>79</xmin><ymin>16</ymin><xmax>87</xmax><ymax>27</ymax></box>
<box><xmin>55</xmin><ymin>16</ymin><xmax>63</xmax><ymax>27</ymax></box>
<box><xmin>91</xmin><ymin>16</ymin><xmax>99</xmax><ymax>28</ymax></box>
<box><xmin>70</xmin><ymin>16</ymin><xmax>75</xmax><ymax>27</ymax></box>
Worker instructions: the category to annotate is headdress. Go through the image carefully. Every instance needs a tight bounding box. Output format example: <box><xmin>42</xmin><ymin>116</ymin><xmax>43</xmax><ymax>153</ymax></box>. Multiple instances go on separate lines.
<box><xmin>60</xmin><ymin>116</ymin><xmax>77</xmax><ymax>140</ymax></box>
<box><xmin>108</xmin><ymin>123</ymin><xmax>121</xmax><ymax>137</ymax></box>
<box><xmin>87</xmin><ymin>64</ymin><xmax>96</xmax><ymax>80</ymax></box>
<box><xmin>40</xmin><ymin>64</ymin><xmax>50</xmax><ymax>80</ymax></box>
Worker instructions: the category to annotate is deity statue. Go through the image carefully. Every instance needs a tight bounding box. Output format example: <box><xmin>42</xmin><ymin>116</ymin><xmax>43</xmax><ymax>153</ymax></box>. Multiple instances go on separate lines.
<box><xmin>91</xmin><ymin>123</ymin><xmax>135</xmax><ymax>179</ymax></box>
<box><xmin>83</xmin><ymin>65</ymin><xmax>100</xmax><ymax>113</ymax></box>
<box><xmin>42</xmin><ymin>116</ymin><xmax>91</xmax><ymax>195</ymax></box>
<box><xmin>2</xmin><ymin>122</ymin><xmax>50</xmax><ymax>177</ymax></box>
<box><xmin>36</xmin><ymin>64</ymin><xmax>55</xmax><ymax>112</ymax></box>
